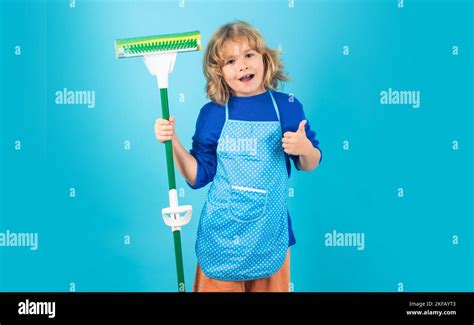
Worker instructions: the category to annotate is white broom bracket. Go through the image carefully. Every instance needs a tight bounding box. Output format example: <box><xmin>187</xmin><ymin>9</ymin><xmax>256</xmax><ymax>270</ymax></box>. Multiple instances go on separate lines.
<box><xmin>162</xmin><ymin>205</ymin><xmax>193</xmax><ymax>230</ymax></box>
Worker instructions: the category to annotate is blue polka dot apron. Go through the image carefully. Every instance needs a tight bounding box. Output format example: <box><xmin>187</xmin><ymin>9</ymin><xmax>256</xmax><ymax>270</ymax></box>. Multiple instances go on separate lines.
<box><xmin>195</xmin><ymin>90</ymin><xmax>289</xmax><ymax>281</ymax></box>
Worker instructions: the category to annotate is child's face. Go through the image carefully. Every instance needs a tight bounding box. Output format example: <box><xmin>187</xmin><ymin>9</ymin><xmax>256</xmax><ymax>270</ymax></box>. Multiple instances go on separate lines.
<box><xmin>221</xmin><ymin>38</ymin><xmax>265</xmax><ymax>97</ymax></box>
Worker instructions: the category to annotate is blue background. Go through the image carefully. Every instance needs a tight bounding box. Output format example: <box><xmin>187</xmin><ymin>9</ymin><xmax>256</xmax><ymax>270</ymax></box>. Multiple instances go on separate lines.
<box><xmin>0</xmin><ymin>0</ymin><xmax>472</xmax><ymax>292</ymax></box>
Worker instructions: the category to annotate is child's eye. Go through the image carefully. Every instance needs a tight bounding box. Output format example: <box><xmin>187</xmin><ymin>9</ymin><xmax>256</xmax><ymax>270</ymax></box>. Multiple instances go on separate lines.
<box><xmin>225</xmin><ymin>59</ymin><xmax>235</xmax><ymax>65</ymax></box>
<box><xmin>245</xmin><ymin>53</ymin><xmax>254</xmax><ymax>58</ymax></box>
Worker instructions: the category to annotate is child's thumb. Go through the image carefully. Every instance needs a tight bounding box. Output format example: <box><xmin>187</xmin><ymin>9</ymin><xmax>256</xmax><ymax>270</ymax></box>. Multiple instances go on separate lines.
<box><xmin>297</xmin><ymin>120</ymin><xmax>307</xmax><ymax>133</ymax></box>
<box><xmin>169</xmin><ymin>115</ymin><xmax>175</xmax><ymax>123</ymax></box>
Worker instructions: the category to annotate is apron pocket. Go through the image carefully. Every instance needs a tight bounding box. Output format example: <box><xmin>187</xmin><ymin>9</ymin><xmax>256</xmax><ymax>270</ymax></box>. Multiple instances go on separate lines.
<box><xmin>229</xmin><ymin>185</ymin><xmax>268</xmax><ymax>222</ymax></box>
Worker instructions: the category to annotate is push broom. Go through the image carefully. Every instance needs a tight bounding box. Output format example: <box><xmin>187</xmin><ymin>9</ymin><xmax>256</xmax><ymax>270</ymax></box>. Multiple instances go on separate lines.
<box><xmin>115</xmin><ymin>31</ymin><xmax>201</xmax><ymax>292</ymax></box>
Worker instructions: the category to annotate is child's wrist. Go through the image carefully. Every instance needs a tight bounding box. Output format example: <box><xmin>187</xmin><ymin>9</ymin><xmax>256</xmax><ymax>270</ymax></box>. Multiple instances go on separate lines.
<box><xmin>300</xmin><ymin>139</ymin><xmax>314</xmax><ymax>157</ymax></box>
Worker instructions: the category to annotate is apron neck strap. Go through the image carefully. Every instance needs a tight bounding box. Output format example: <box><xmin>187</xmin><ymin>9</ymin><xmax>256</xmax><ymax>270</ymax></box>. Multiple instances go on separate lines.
<box><xmin>268</xmin><ymin>90</ymin><xmax>280</xmax><ymax>121</ymax></box>
<box><xmin>225</xmin><ymin>98</ymin><xmax>229</xmax><ymax>121</ymax></box>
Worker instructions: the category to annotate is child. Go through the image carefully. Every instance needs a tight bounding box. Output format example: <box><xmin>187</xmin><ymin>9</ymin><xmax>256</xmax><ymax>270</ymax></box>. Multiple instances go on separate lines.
<box><xmin>154</xmin><ymin>21</ymin><xmax>322</xmax><ymax>292</ymax></box>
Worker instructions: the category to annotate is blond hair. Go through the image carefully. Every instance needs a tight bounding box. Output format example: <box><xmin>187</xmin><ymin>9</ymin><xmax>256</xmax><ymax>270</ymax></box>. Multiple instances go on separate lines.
<box><xmin>203</xmin><ymin>21</ymin><xmax>288</xmax><ymax>105</ymax></box>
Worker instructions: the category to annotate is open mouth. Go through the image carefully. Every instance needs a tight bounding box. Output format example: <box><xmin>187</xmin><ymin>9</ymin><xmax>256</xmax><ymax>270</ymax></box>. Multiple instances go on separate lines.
<box><xmin>239</xmin><ymin>74</ymin><xmax>255</xmax><ymax>83</ymax></box>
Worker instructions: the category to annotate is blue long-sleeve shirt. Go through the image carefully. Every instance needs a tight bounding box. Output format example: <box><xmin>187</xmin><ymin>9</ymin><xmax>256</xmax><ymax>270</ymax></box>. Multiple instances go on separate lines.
<box><xmin>187</xmin><ymin>90</ymin><xmax>322</xmax><ymax>246</ymax></box>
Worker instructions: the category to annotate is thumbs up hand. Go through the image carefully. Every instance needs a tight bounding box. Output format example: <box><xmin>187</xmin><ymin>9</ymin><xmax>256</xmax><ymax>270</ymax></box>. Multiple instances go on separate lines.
<box><xmin>282</xmin><ymin>120</ymin><xmax>313</xmax><ymax>156</ymax></box>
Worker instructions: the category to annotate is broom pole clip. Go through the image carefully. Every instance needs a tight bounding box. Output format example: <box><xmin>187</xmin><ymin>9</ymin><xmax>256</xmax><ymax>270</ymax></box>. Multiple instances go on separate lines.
<box><xmin>161</xmin><ymin>189</ymin><xmax>192</xmax><ymax>231</ymax></box>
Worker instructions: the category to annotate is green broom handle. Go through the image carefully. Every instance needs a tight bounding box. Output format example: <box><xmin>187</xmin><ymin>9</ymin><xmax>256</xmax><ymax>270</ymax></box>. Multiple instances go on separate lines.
<box><xmin>159</xmin><ymin>88</ymin><xmax>176</xmax><ymax>191</ymax></box>
<box><xmin>159</xmin><ymin>88</ymin><xmax>186</xmax><ymax>293</ymax></box>
<box><xmin>173</xmin><ymin>230</ymin><xmax>185</xmax><ymax>292</ymax></box>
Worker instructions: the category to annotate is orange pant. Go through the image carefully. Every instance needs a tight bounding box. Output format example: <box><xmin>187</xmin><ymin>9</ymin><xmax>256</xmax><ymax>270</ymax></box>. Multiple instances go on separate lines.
<box><xmin>192</xmin><ymin>250</ymin><xmax>290</xmax><ymax>292</ymax></box>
